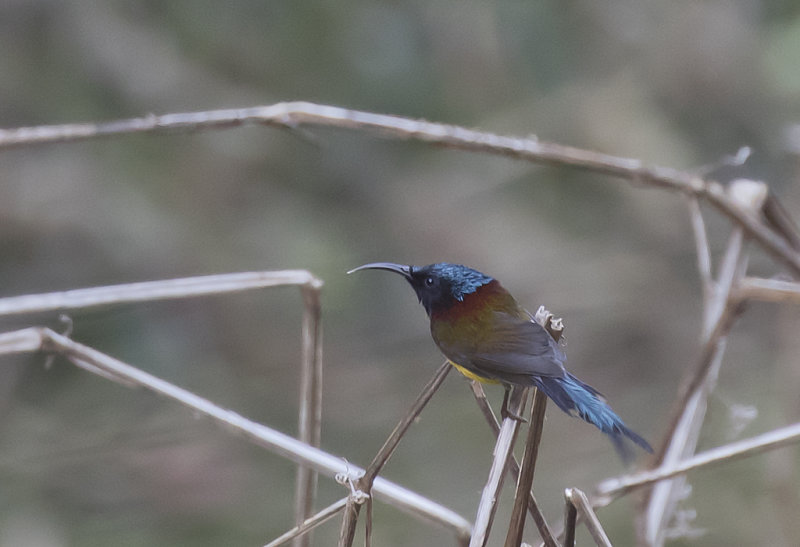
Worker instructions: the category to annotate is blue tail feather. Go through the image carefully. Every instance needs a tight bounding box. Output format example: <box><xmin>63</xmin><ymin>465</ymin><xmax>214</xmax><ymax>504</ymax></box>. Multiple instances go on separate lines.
<box><xmin>534</xmin><ymin>373</ymin><xmax>652</xmax><ymax>462</ymax></box>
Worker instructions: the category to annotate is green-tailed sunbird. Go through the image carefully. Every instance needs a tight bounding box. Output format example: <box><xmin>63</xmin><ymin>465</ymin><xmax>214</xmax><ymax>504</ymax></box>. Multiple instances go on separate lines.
<box><xmin>349</xmin><ymin>261</ymin><xmax>652</xmax><ymax>459</ymax></box>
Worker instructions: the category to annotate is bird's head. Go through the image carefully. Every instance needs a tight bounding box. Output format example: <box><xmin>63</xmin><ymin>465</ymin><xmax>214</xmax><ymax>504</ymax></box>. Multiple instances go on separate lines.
<box><xmin>348</xmin><ymin>262</ymin><xmax>494</xmax><ymax>315</ymax></box>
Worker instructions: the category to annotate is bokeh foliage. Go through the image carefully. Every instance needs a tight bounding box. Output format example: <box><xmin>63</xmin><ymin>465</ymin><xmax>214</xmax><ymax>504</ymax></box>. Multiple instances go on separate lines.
<box><xmin>2</xmin><ymin>2</ymin><xmax>800</xmax><ymax>545</ymax></box>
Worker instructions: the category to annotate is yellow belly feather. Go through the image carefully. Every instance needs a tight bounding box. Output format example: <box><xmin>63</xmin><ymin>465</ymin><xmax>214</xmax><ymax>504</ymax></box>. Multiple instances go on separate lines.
<box><xmin>448</xmin><ymin>360</ymin><xmax>500</xmax><ymax>384</ymax></box>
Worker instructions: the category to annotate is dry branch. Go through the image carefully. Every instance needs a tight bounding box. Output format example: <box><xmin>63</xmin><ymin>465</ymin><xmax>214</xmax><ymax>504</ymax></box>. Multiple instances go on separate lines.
<box><xmin>736</xmin><ymin>277</ymin><xmax>800</xmax><ymax>304</ymax></box>
<box><xmin>643</xmin><ymin>183</ymin><xmax>760</xmax><ymax>544</ymax></box>
<box><xmin>265</xmin><ymin>498</ymin><xmax>348</xmax><ymax>547</ymax></box>
<box><xmin>5</xmin><ymin>102</ymin><xmax>800</xmax><ymax>545</ymax></box>
<box><xmin>563</xmin><ymin>495</ymin><xmax>577</xmax><ymax>547</ymax></box>
<box><xmin>563</xmin><ymin>488</ymin><xmax>612</xmax><ymax>547</ymax></box>
<box><xmin>470</xmin><ymin>387</ymin><xmax>528</xmax><ymax>547</ymax></box>
<box><xmin>469</xmin><ymin>382</ymin><xmax>557</xmax><ymax>547</ymax></box>
<box><xmin>596</xmin><ymin>420</ymin><xmax>800</xmax><ymax>503</ymax></box>
<box><xmin>0</xmin><ymin>270</ymin><xmax>323</xmax><ymax>316</ymax></box>
<box><xmin>295</xmin><ymin>285</ymin><xmax>324</xmax><ymax>547</ymax></box>
<box><xmin>643</xmin><ymin>246</ymin><xmax>744</xmax><ymax>543</ymax></box>
<box><xmin>686</xmin><ymin>197</ymin><xmax>713</xmax><ymax>299</ymax></box>
<box><xmin>0</xmin><ymin>271</ymin><xmax>327</xmax><ymax>547</ymax></box>
<box><xmin>0</xmin><ymin>327</ymin><xmax>472</xmax><ymax>541</ymax></box>
<box><xmin>2</xmin><ymin>102</ymin><xmax>799</xmax><ymax>276</ymax></box>
<box><xmin>338</xmin><ymin>362</ymin><xmax>452</xmax><ymax>547</ymax></box>
<box><xmin>504</xmin><ymin>388</ymin><xmax>548</xmax><ymax>547</ymax></box>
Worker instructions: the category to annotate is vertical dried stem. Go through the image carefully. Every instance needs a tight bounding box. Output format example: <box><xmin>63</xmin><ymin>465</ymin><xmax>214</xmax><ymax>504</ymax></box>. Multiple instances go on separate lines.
<box><xmin>338</xmin><ymin>498</ymin><xmax>362</xmax><ymax>547</ymax></box>
<box><xmin>294</xmin><ymin>283</ymin><xmax>324</xmax><ymax>547</ymax></box>
<box><xmin>565</xmin><ymin>488</ymin><xmax>612</xmax><ymax>547</ymax></box>
<box><xmin>470</xmin><ymin>386</ymin><xmax>528</xmax><ymax>547</ymax></box>
<box><xmin>490</xmin><ymin>308</ymin><xmax>562</xmax><ymax>547</ymax></box>
<box><xmin>563</xmin><ymin>495</ymin><xmax>577</xmax><ymax>547</ymax></box>
<box><xmin>650</xmin><ymin>196</ymin><xmax>753</xmax><ymax>456</ymax></box>
<box><xmin>469</xmin><ymin>382</ymin><xmax>558</xmax><ymax>546</ymax></box>
<box><xmin>642</xmin><ymin>224</ymin><xmax>748</xmax><ymax>545</ymax></box>
<box><xmin>763</xmin><ymin>192</ymin><xmax>800</xmax><ymax>253</ymax></box>
<box><xmin>365</xmin><ymin>496</ymin><xmax>374</xmax><ymax>547</ymax></box>
<box><xmin>686</xmin><ymin>196</ymin><xmax>713</xmax><ymax>299</ymax></box>
<box><xmin>504</xmin><ymin>388</ymin><xmax>548</xmax><ymax>547</ymax></box>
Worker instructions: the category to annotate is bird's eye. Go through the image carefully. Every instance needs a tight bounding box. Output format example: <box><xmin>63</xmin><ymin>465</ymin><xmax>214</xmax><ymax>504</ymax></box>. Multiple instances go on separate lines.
<box><xmin>424</xmin><ymin>276</ymin><xmax>435</xmax><ymax>287</ymax></box>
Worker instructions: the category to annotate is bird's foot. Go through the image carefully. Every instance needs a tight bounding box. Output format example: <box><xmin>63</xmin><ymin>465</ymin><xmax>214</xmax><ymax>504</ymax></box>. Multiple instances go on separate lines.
<box><xmin>500</xmin><ymin>405</ymin><xmax>528</xmax><ymax>423</ymax></box>
<box><xmin>500</xmin><ymin>387</ymin><xmax>528</xmax><ymax>422</ymax></box>
<box><xmin>500</xmin><ymin>388</ymin><xmax>528</xmax><ymax>422</ymax></box>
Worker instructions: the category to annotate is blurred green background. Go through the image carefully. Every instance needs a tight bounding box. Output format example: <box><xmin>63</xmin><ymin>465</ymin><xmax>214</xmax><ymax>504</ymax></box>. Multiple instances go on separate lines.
<box><xmin>2</xmin><ymin>2</ymin><xmax>800</xmax><ymax>546</ymax></box>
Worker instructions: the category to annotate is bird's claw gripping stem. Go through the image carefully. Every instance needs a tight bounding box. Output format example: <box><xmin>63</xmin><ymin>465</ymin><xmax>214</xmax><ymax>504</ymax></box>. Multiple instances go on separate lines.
<box><xmin>501</xmin><ymin>388</ymin><xmax>528</xmax><ymax>422</ymax></box>
<box><xmin>501</xmin><ymin>406</ymin><xmax>528</xmax><ymax>423</ymax></box>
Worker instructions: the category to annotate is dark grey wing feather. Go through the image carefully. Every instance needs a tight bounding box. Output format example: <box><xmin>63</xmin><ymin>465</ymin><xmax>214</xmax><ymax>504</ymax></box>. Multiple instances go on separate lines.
<box><xmin>466</xmin><ymin>311</ymin><xmax>566</xmax><ymax>384</ymax></box>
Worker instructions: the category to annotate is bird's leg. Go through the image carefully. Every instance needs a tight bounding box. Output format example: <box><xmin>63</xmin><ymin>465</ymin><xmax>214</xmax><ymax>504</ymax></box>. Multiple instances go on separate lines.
<box><xmin>501</xmin><ymin>386</ymin><xmax>528</xmax><ymax>422</ymax></box>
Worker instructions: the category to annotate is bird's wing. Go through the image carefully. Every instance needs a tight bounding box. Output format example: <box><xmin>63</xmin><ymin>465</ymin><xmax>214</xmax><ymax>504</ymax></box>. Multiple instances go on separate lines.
<box><xmin>465</xmin><ymin>311</ymin><xmax>566</xmax><ymax>382</ymax></box>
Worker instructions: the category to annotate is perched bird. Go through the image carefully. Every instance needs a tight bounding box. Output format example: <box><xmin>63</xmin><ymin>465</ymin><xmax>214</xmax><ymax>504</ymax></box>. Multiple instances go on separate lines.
<box><xmin>349</xmin><ymin>261</ymin><xmax>652</xmax><ymax>459</ymax></box>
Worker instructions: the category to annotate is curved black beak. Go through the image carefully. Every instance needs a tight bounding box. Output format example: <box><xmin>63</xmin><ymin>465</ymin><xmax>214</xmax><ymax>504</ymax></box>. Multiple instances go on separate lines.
<box><xmin>347</xmin><ymin>262</ymin><xmax>413</xmax><ymax>280</ymax></box>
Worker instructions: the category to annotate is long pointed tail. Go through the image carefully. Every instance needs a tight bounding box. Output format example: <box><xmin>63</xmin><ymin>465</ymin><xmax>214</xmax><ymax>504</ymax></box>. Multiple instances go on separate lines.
<box><xmin>535</xmin><ymin>373</ymin><xmax>652</xmax><ymax>461</ymax></box>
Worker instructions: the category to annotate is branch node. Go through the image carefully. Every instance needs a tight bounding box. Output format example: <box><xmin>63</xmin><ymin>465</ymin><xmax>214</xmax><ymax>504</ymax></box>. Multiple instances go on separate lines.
<box><xmin>44</xmin><ymin>314</ymin><xmax>74</xmax><ymax>369</ymax></box>
<box><xmin>727</xmin><ymin>179</ymin><xmax>768</xmax><ymax>214</ymax></box>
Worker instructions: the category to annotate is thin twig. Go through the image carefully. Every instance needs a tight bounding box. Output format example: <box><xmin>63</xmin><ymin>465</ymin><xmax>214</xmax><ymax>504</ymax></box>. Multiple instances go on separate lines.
<box><xmin>692</xmin><ymin>146</ymin><xmax>752</xmax><ymax>178</ymax></box>
<box><xmin>338</xmin><ymin>498</ymin><xmax>362</xmax><ymax>547</ymax></box>
<box><xmin>264</xmin><ymin>497</ymin><xmax>348</xmax><ymax>547</ymax></box>
<box><xmin>651</xmin><ymin>219</ymin><xmax>748</xmax><ymax>461</ymax></box>
<box><xmin>563</xmin><ymin>496</ymin><xmax>577</xmax><ymax>547</ymax></box>
<box><xmin>0</xmin><ymin>328</ymin><xmax>472</xmax><ymax>540</ymax></box>
<box><xmin>763</xmin><ymin>192</ymin><xmax>800</xmax><ymax>252</ymax></box>
<box><xmin>365</xmin><ymin>495</ymin><xmax>374</xmax><ymax>547</ymax></box>
<box><xmin>652</xmin><ymin>296</ymin><xmax>741</xmax><ymax>461</ymax></box>
<box><xmin>470</xmin><ymin>381</ymin><xmax>502</xmax><ymax>435</ymax></box>
<box><xmin>2</xmin><ymin>102</ymin><xmax>799</xmax><ymax>276</ymax></box>
<box><xmin>686</xmin><ymin>197</ymin><xmax>714</xmax><ymax>299</ymax></box>
<box><xmin>564</xmin><ymin>488</ymin><xmax>612</xmax><ymax>547</ymax></box>
<box><xmin>338</xmin><ymin>362</ymin><xmax>453</xmax><ymax>547</ymax></box>
<box><xmin>735</xmin><ymin>277</ymin><xmax>800</xmax><ymax>304</ymax></box>
<box><xmin>596</xmin><ymin>420</ymin><xmax>800</xmax><ymax>503</ymax></box>
<box><xmin>505</xmin><ymin>388</ymin><xmax>548</xmax><ymax>547</ymax></box>
<box><xmin>294</xmin><ymin>285</ymin><xmax>324</xmax><ymax>547</ymax></box>
<box><xmin>470</xmin><ymin>387</ymin><xmax>528</xmax><ymax>547</ymax></box>
<box><xmin>364</xmin><ymin>362</ymin><xmax>452</xmax><ymax>485</ymax></box>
